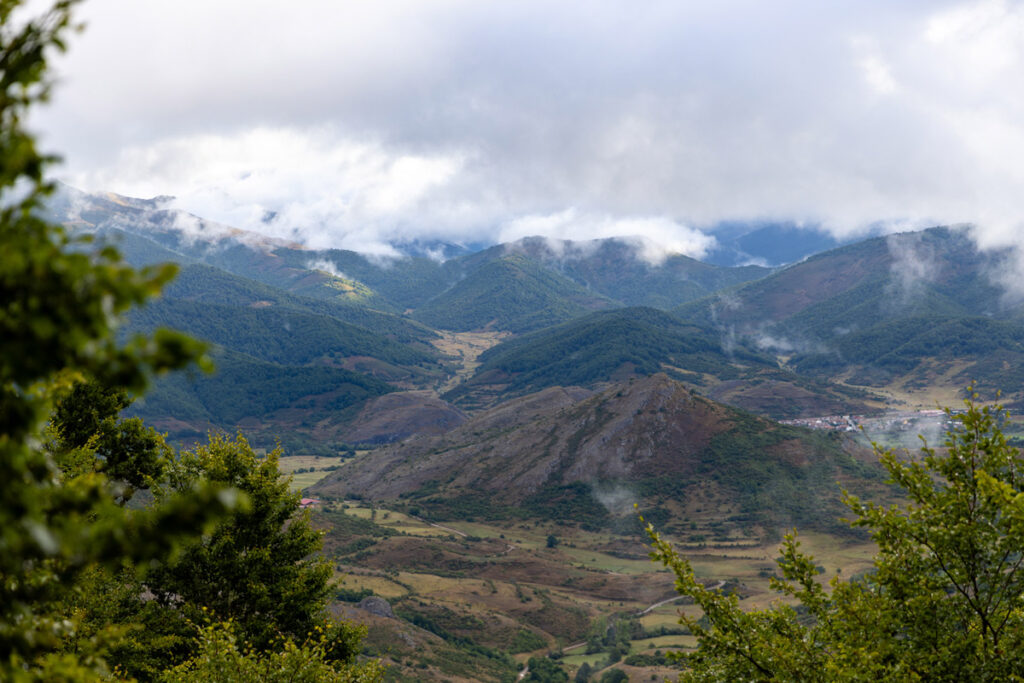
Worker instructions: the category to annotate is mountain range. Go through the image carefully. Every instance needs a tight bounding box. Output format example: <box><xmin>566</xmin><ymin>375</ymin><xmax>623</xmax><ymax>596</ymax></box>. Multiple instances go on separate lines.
<box><xmin>48</xmin><ymin>185</ymin><xmax>1024</xmax><ymax>454</ymax></box>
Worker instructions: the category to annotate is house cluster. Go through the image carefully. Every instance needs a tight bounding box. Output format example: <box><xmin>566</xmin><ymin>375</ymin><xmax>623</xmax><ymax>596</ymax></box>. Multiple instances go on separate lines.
<box><xmin>779</xmin><ymin>415</ymin><xmax>860</xmax><ymax>431</ymax></box>
<box><xmin>780</xmin><ymin>409</ymin><xmax>954</xmax><ymax>434</ymax></box>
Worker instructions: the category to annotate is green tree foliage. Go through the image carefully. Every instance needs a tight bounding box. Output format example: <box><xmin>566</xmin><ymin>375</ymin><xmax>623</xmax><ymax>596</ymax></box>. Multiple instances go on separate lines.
<box><xmin>647</xmin><ymin>392</ymin><xmax>1024</xmax><ymax>681</ymax></box>
<box><xmin>159</xmin><ymin>620</ymin><xmax>383</xmax><ymax>683</ymax></box>
<box><xmin>524</xmin><ymin>655</ymin><xmax>569</xmax><ymax>682</ymax></box>
<box><xmin>0</xmin><ymin>2</ymin><xmax>236</xmax><ymax>678</ymax></box>
<box><xmin>48</xmin><ymin>379</ymin><xmax>171</xmax><ymax>502</ymax></box>
<box><xmin>147</xmin><ymin>434</ymin><xmax>338</xmax><ymax>653</ymax></box>
<box><xmin>413</xmin><ymin>255</ymin><xmax>611</xmax><ymax>333</ymax></box>
<box><xmin>43</xmin><ymin>431</ymin><xmax>371</xmax><ymax>680</ymax></box>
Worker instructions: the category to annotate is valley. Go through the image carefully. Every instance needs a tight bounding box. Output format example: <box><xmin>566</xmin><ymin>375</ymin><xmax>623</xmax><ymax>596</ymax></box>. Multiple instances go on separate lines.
<box><xmin>432</xmin><ymin>330</ymin><xmax>512</xmax><ymax>394</ymax></box>
<box><xmin>50</xmin><ymin>186</ymin><xmax>1024</xmax><ymax>680</ymax></box>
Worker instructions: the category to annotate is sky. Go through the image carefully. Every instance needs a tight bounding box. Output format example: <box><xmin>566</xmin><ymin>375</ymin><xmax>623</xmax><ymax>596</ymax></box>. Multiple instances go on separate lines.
<box><xmin>31</xmin><ymin>0</ymin><xmax>1024</xmax><ymax>258</ymax></box>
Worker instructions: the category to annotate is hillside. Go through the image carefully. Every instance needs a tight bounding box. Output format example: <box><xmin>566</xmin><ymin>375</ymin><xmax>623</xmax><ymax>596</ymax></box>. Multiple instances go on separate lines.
<box><xmin>312</xmin><ymin>374</ymin><xmax>884</xmax><ymax>537</ymax></box>
<box><xmin>122</xmin><ymin>263</ymin><xmax>454</xmax><ymax>449</ymax></box>
<box><xmin>130</xmin><ymin>348</ymin><xmax>394</xmax><ymax>452</ymax></box>
<box><xmin>675</xmin><ymin>226</ymin><xmax>1024</xmax><ymax>402</ymax></box>
<box><xmin>161</xmin><ymin>264</ymin><xmax>440</xmax><ymax>347</ymax></box>
<box><xmin>413</xmin><ymin>254</ymin><xmax>616</xmax><ymax>332</ymax></box>
<box><xmin>128</xmin><ymin>298</ymin><xmax>442</xmax><ymax>381</ymax></box>
<box><xmin>340</xmin><ymin>391</ymin><xmax>468</xmax><ymax>445</ymax></box>
<box><xmin>52</xmin><ymin>185</ymin><xmax>446</xmax><ymax>309</ymax></box>
<box><xmin>676</xmin><ymin>226</ymin><xmax>1003</xmax><ymax>329</ymax></box>
<box><xmin>445</xmin><ymin>307</ymin><xmax>876</xmax><ymax>417</ymax></box>
<box><xmin>454</xmin><ymin>236</ymin><xmax>771</xmax><ymax>308</ymax></box>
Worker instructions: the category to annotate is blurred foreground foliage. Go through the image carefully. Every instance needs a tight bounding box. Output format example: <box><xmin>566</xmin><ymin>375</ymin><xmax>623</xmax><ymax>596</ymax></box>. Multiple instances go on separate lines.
<box><xmin>0</xmin><ymin>2</ymin><xmax>379</xmax><ymax>679</ymax></box>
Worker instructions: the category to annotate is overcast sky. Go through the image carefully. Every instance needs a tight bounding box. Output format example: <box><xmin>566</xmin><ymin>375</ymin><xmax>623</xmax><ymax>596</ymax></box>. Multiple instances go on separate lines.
<box><xmin>32</xmin><ymin>0</ymin><xmax>1024</xmax><ymax>257</ymax></box>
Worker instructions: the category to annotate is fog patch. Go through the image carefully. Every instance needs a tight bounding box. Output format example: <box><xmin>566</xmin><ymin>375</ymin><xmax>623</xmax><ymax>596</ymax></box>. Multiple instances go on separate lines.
<box><xmin>708</xmin><ymin>293</ymin><xmax>742</xmax><ymax>354</ymax></box>
<box><xmin>857</xmin><ymin>411</ymin><xmax>951</xmax><ymax>452</ymax></box>
<box><xmin>592</xmin><ymin>483</ymin><xmax>638</xmax><ymax>517</ymax></box>
<box><xmin>885</xmin><ymin>232</ymin><xmax>939</xmax><ymax>310</ymax></box>
<box><xmin>711</xmin><ymin>292</ymin><xmax>742</xmax><ymax>315</ymax></box>
<box><xmin>168</xmin><ymin>211</ymin><xmax>232</xmax><ymax>248</ymax></box>
<box><xmin>421</xmin><ymin>246</ymin><xmax>449</xmax><ymax>263</ymax></box>
<box><xmin>750</xmin><ymin>328</ymin><xmax>830</xmax><ymax>356</ymax></box>
<box><xmin>976</xmin><ymin>235</ymin><xmax>1024</xmax><ymax>310</ymax></box>
<box><xmin>306</xmin><ymin>258</ymin><xmax>348</xmax><ymax>280</ymax></box>
<box><xmin>719</xmin><ymin>325</ymin><xmax>738</xmax><ymax>355</ymax></box>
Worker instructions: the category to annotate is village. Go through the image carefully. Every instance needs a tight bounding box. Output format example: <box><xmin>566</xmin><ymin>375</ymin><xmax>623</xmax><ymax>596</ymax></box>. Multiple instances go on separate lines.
<box><xmin>780</xmin><ymin>409</ymin><xmax>956</xmax><ymax>440</ymax></box>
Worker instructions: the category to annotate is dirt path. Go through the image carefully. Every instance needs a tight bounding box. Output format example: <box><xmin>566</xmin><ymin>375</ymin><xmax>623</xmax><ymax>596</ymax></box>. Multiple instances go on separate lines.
<box><xmin>410</xmin><ymin>515</ymin><xmax>524</xmax><ymax>554</ymax></box>
<box><xmin>636</xmin><ymin>595</ymin><xmax>685</xmax><ymax>616</ymax></box>
<box><xmin>635</xmin><ymin>580</ymin><xmax>725</xmax><ymax>616</ymax></box>
<box><xmin>409</xmin><ymin>515</ymin><xmax>467</xmax><ymax>538</ymax></box>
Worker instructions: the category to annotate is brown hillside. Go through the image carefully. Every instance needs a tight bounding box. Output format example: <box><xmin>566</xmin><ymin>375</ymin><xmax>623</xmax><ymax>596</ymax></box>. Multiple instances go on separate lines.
<box><xmin>341</xmin><ymin>391</ymin><xmax>468</xmax><ymax>445</ymax></box>
<box><xmin>311</xmin><ymin>375</ymin><xmax>881</xmax><ymax>533</ymax></box>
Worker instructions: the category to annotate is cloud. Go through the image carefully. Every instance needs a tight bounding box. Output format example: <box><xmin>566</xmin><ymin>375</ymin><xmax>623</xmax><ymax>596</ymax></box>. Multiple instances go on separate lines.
<box><xmin>26</xmin><ymin>0</ymin><xmax>1024</xmax><ymax>266</ymax></box>
<box><xmin>66</xmin><ymin>127</ymin><xmax>464</xmax><ymax>255</ymax></box>
<box><xmin>498</xmin><ymin>210</ymin><xmax>717</xmax><ymax>263</ymax></box>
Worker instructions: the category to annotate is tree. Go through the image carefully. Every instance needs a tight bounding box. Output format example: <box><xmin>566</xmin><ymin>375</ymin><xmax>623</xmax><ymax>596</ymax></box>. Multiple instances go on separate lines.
<box><xmin>525</xmin><ymin>655</ymin><xmax>569</xmax><ymax>682</ymax></box>
<box><xmin>646</xmin><ymin>392</ymin><xmax>1024</xmax><ymax>681</ymax></box>
<box><xmin>146</xmin><ymin>434</ymin><xmax>340</xmax><ymax>653</ymax></box>
<box><xmin>48</xmin><ymin>379</ymin><xmax>172</xmax><ymax>502</ymax></box>
<box><xmin>43</xmin><ymin>423</ymin><xmax>372</xmax><ymax>679</ymax></box>
<box><xmin>159</xmin><ymin>621</ymin><xmax>383</xmax><ymax>683</ymax></box>
<box><xmin>0</xmin><ymin>1</ymin><xmax>233</xmax><ymax>678</ymax></box>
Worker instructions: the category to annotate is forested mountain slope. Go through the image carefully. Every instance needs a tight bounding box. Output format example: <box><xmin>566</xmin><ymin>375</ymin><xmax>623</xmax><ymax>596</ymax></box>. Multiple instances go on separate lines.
<box><xmin>412</xmin><ymin>255</ymin><xmax>616</xmax><ymax>332</ymax></box>
<box><xmin>451</xmin><ymin>236</ymin><xmax>770</xmax><ymax>308</ymax></box>
<box><xmin>446</xmin><ymin>307</ymin><xmax>876</xmax><ymax>417</ymax></box>
<box><xmin>675</xmin><ymin>226</ymin><xmax>1024</xmax><ymax>400</ymax></box>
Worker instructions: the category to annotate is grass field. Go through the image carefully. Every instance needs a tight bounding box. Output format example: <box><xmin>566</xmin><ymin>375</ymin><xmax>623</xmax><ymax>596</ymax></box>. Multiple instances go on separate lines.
<box><xmin>278</xmin><ymin>454</ymin><xmax>347</xmax><ymax>492</ymax></box>
<box><xmin>319</xmin><ymin>497</ymin><xmax>880</xmax><ymax>681</ymax></box>
<box><xmin>560</xmin><ymin>652</ymin><xmax>607</xmax><ymax>668</ymax></box>
<box><xmin>631</xmin><ymin>634</ymin><xmax>694</xmax><ymax>651</ymax></box>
